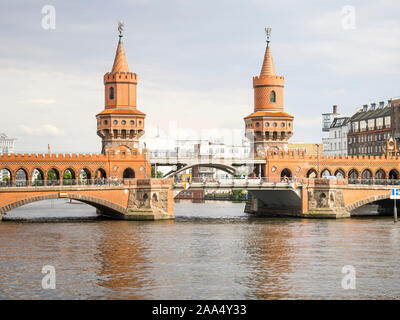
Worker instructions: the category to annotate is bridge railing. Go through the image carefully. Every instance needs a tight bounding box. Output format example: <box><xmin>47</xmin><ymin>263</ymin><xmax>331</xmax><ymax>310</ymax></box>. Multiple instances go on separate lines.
<box><xmin>176</xmin><ymin>177</ymin><xmax>400</xmax><ymax>187</ymax></box>
<box><xmin>0</xmin><ymin>178</ymin><xmax>143</xmax><ymax>188</ymax></box>
<box><xmin>179</xmin><ymin>176</ymin><xmax>298</xmax><ymax>185</ymax></box>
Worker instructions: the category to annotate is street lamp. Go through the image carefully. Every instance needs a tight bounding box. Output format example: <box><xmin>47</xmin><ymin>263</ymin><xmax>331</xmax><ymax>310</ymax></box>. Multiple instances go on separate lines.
<box><xmin>144</xmin><ymin>142</ymin><xmax>147</xmax><ymax>178</ymax></box>
<box><xmin>316</xmin><ymin>143</ymin><xmax>320</xmax><ymax>178</ymax></box>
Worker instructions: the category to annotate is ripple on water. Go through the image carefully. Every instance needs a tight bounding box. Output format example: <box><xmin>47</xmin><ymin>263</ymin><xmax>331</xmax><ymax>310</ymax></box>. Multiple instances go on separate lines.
<box><xmin>0</xmin><ymin>200</ymin><xmax>400</xmax><ymax>299</ymax></box>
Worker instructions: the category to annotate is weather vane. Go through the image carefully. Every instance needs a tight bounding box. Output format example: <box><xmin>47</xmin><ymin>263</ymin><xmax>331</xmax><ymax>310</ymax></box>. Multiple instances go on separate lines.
<box><xmin>265</xmin><ymin>27</ymin><xmax>271</xmax><ymax>47</ymax></box>
<box><xmin>118</xmin><ymin>21</ymin><xmax>124</xmax><ymax>37</ymax></box>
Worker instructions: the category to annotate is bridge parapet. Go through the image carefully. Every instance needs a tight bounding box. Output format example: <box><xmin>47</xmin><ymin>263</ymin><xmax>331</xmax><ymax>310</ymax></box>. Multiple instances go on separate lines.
<box><xmin>0</xmin><ymin>178</ymin><xmax>174</xmax><ymax>221</ymax></box>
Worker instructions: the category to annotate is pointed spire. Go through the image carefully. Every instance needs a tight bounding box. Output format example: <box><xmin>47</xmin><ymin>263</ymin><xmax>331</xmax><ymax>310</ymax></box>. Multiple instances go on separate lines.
<box><xmin>260</xmin><ymin>27</ymin><xmax>276</xmax><ymax>76</ymax></box>
<box><xmin>111</xmin><ymin>22</ymin><xmax>130</xmax><ymax>73</ymax></box>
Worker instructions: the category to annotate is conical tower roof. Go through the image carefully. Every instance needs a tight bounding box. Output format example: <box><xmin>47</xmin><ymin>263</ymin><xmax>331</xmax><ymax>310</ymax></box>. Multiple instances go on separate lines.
<box><xmin>111</xmin><ymin>38</ymin><xmax>130</xmax><ymax>73</ymax></box>
<box><xmin>260</xmin><ymin>45</ymin><xmax>276</xmax><ymax>76</ymax></box>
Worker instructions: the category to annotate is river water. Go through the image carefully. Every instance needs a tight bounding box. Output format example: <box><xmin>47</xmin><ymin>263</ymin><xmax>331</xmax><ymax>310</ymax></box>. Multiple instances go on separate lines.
<box><xmin>0</xmin><ymin>200</ymin><xmax>400</xmax><ymax>300</ymax></box>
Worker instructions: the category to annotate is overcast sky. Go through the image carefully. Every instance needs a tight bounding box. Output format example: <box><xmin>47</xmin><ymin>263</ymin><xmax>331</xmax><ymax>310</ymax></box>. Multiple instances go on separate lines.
<box><xmin>1</xmin><ymin>0</ymin><xmax>400</xmax><ymax>153</ymax></box>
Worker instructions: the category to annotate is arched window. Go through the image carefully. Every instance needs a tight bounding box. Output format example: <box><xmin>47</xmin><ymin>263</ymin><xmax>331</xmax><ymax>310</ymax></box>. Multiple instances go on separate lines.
<box><xmin>109</xmin><ymin>87</ymin><xmax>114</xmax><ymax>100</ymax></box>
<box><xmin>270</xmin><ymin>90</ymin><xmax>276</xmax><ymax>102</ymax></box>
<box><xmin>123</xmin><ymin>168</ymin><xmax>135</xmax><ymax>179</ymax></box>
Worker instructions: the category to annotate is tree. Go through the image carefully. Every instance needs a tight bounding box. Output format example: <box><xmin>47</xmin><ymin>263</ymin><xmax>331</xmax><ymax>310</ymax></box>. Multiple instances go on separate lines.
<box><xmin>47</xmin><ymin>169</ymin><xmax>57</xmax><ymax>181</ymax></box>
<box><xmin>151</xmin><ymin>166</ymin><xmax>163</xmax><ymax>178</ymax></box>
<box><xmin>63</xmin><ymin>171</ymin><xmax>72</xmax><ymax>180</ymax></box>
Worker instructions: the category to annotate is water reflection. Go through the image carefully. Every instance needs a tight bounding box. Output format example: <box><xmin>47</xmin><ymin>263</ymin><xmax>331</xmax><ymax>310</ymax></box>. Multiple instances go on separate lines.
<box><xmin>1</xmin><ymin>200</ymin><xmax>400</xmax><ymax>299</ymax></box>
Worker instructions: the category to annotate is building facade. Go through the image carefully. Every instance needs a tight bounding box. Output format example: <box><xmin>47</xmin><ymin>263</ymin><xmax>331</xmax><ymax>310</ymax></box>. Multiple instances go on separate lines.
<box><xmin>322</xmin><ymin>105</ymin><xmax>339</xmax><ymax>132</ymax></box>
<box><xmin>0</xmin><ymin>134</ymin><xmax>16</xmax><ymax>182</ymax></box>
<box><xmin>347</xmin><ymin>101</ymin><xmax>391</xmax><ymax>156</ymax></box>
<box><xmin>0</xmin><ymin>133</ymin><xmax>16</xmax><ymax>155</ymax></box>
<box><xmin>391</xmin><ymin>97</ymin><xmax>400</xmax><ymax>143</ymax></box>
<box><xmin>244</xmin><ymin>32</ymin><xmax>294</xmax><ymax>159</ymax></box>
<box><xmin>322</xmin><ymin>117</ymin><xmax>350</xmax><ymax>156</ymax></box>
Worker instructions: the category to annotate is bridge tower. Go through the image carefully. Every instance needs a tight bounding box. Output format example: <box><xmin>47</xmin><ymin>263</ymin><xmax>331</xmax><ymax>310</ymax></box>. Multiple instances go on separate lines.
<box><xmin>244</xmin><ymin>29</ymin><xmax>294</xmax><ymax>158</ymax></box>
<box><xmin>96</xmin><ymin>26</ymin><xmax>146</xmax><ymax>154</ymax></box>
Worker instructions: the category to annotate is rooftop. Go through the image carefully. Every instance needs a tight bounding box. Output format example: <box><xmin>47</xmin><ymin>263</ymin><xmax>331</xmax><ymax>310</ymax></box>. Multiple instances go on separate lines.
<box><xmin>350</xmin><ymin>106</ymin><xmax>390</xmax><ymax>121</ymax></box>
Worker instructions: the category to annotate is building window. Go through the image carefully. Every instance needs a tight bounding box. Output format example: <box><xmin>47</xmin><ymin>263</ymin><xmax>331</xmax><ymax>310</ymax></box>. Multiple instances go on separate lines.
<box><xmin>130</xmin><ymin>120</ymin><xmax>135</xmax><ymax>125</ymax></box>
<box><xmin>113</xmin><ymin>120</ymin><xmax>118</xmax><ymax>125</ymax></box>
<box><xmin>104</xmin><ymin>120</ymin><xmax>108</xmax><ymax>125</ymax></box>
<box><xmin>265</xmin><ymin>122</ymin><xmax>269</xmax><ymax>127</ymax></box>
<box><xmin>270</xmin><ymin>91</ymin><xmax>276</xmax><ymax>103</ymax></box>
<box><xmin>273</xmin><ymin>122</ymin><xmax>277</xmax><ymax>127</ymax></box>
<box><xmin>281</xmin><ymin>122</ymin><xmax>285</xmax><ymax>127</ymax></box>
<box><xmin>122</xmin><ymin>120</ymin><xmax>126</xmax><ymax>125</ymax></box>
<box><xmin>256</xmin><ymin>122</ymin><xmax>260</xmax><ymax>127</ymax></box>
<box><xmin>109</xmin><ymin>87</ymin><xmax>114</xmax><ymax>100</ymax></box>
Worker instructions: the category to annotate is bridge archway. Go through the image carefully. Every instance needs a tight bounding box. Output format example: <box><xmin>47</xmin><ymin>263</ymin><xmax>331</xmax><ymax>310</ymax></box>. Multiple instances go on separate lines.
<box><xmin>334</xmin><ymin>169</ymin><xmax>345</xmax><ymax>179</ymax></box>
<box><xmin>361</xmin><ymin>169</ymin><xmax>372</xmax><ymax>184</ymax></box>
<box><xmin>280</xmin><ymin>168</ymin><xmax>292</xmax><ymax>179</ymax></box>
<box><xmin>375</xmin><ymin>169</ymin><xmax>386</xmax><ymax>180</ymax></box>
<box><xmin>63</xmin><ymin>168</ymin><xmax>76</xmax><ymax>185</ymax></box>
<box><xmin>306</xmin><ymin>168</ymin><xmax>317</xmax><ymax>178</ymax></box>
<box><xmin>15</xmin><ymin>168</ymin><xmax>28</xmax><ymax>187</ymax></box>
<box><xmin>96</xmin><ymin>168</ymin><xmax>107</xmax><ymax>179</ymax></box>
<box><xmin>345</xmin><ymin>193</ymin><xmax>391</xmax><ymax>212</ymax></box>
<box><xmin>31</xmin><ymin>168</ymin><xmax>44</xmax><ymax>186</ymax></box>
<box><xmin>79</xmin><ymin>168</ymin><xmax>92</xmax><ymax>184</ymax></box>
<box><xmin>389</xmin><ymin>169</ymin><xmax>399</xmax><ymax>180</ymax></box>
<box><xmin>0</xmin><ymin>193</ymin><xmax>127</xmax><ymax>218</ymax></box>
<box><xmin>348</xmin><ymin>169</ymin><xmax>359</xmax><ymax>184</ymax></box>
<box><xmin>47</xmin><ymin>168</ymin><xmax>60</xmax><ymax>186</ymax></box>
<box><xmin>321</xmin><ymin>169</ymin><xmax>331</xmax><ymax>178</ymax></box>
<box><xmin>163</xmin><ymin>163</ymin><xmax>236</xmax><ymax>178</ymax></box>
<box><xmin>0</xmin><ymin>168</ymin><xmax>12</xmax><ymax>185</ymax></box>
<box><xmin>123</xmin><ymin>168</ymin><xmax>135</xmax><ymax>179</ymax></box>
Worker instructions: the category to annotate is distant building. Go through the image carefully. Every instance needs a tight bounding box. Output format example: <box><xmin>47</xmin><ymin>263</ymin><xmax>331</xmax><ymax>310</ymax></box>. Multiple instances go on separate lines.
<box><xmin>391</xmin><ymin>97</ymin><xmax>400</xmax><ymax>144</ymax></box>
<box><xmin>347</xmin><ymin>101</ymin><xmax>391</xmax><ymax>156</ymax></box>
<box><xmin>322</xmin><ymin>105</ymin><xmax>339</xmax><ymax>132</ymax></box>
<box><xmin>149</xmin><ymin>138</ymin><xmax>251</xmax><ymax>179</ymax></box>
<box><xmin>0</xmin><ymin>133</ymin><xmax>16</xmax><ymax>182</ymax></box>
<box><xmin>322</xmin><ymin>117</ymin><xmax>350</xmax><ymax>156</ymax></box>
<box><xmin>0</xmin><ymin>133</ymin><xmax>16</xmax><ymax>154</ymax></box>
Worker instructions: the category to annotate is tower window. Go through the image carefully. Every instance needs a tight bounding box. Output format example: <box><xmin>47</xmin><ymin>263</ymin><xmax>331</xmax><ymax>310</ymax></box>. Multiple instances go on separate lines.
<box><xmin>270</xmin><ymin>90</ymin><xmax>276</xmax><ymax>103</ymax></box>
<box><xmin>109</xmin><ymin>87</ymin><xmax>114</xmax><ymax>100</ymax></box>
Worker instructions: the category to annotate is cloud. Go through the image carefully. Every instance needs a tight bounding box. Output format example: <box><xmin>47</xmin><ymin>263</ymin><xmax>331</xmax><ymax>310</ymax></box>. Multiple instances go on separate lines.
<box><xmin>18</xmin><ymin>124</ymin><xmax>63</xmax><ymax>137</ymax></box>
<box><xmin>302</xmin><ymin>6</ymin><xmax>400</xmax><ymax>76</ymax></box>
<box><xmin>23</xmin><ymin>99</ymin><xmax>57</xmax><ymax>105</ymax></box>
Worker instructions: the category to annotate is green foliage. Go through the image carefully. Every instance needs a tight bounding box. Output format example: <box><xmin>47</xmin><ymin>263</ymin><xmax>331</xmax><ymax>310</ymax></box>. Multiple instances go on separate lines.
<box><xmin>151</xmin><ymin>166</ymin><xmax>163</xmax><ymax>178</ymax></box>
<box><xmin>232</xmin><ymin>189</ymin><xmax>245</xmax><ymax>201</ymax></box>
<box><xmin>63</xmin><ymin>170</ymin><xmax>72</xmax><ymax>180</ymax></box>
<box><xmin>47</xmin><ymin>169</ymin><xmax>58</xmax><ymax>181</ymax></box>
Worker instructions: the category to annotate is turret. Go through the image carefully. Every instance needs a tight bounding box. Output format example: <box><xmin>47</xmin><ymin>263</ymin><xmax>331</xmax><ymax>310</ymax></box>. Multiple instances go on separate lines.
<box><xmin>96</xmin><ymin>24</ymin><xmax>146</xmax><ymax>154</ymax></box>
<box><xmin>244</xmin><ymin>28</ymin><xmax>294</xmax><ymax>159</ymax></box>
